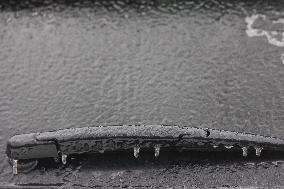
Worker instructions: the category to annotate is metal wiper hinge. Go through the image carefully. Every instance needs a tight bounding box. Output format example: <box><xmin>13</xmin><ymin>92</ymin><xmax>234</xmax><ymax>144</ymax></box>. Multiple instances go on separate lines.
<box><xmin>6</xmin><ymin>125</ymin><xmax>284</xmax><ymax>174</ymax></box>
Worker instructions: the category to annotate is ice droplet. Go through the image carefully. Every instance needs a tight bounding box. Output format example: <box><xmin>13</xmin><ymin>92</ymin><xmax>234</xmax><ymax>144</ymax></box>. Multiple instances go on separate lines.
<box><xmin>99</xmin><ymin>149</ymin><xmax>105</xmax><ymax>154</ymax></box>
<box><xmin>242</xmin><ymin>147</ymin><xmax>248</xmax><ymax>157</ymax></box>
<box><xmin>154</xmin><ymin>144</ymin><xmax>160</xmax><ymax>158</ymax></box>
<box><xmin>62</xmin><ymin>154</ymin><xmax>67</xmax><ymax>165</ymax></box>
<box><xmin>255</xmin><ymin>147</ymin><xmax>263</xmax><ymax>156</ymax></box>
<box><xmin>134</xmin><ymin>146</ymin><xmax>140</xmax><ymax>158</ymax></box>
<box><xmin>225</xmin><ymin>145</ymin><xmax>234</xmax><ymax>149</ymax></box>
<box><xmin>12</xmin><ymin>159</ymin><xmax>18</xmax><ymax>175</ymax></box>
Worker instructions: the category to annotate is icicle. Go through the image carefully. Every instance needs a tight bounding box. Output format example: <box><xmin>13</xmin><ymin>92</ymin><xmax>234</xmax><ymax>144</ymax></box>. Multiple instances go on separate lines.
<box><xmin>134</xmin><ymin>146</ymin><xmax>140</xmax><ymax>158</ymax></box>
<box><xmin>62</xmin><ymin>154</ymin><xmax>67</xmax><ymax>165</ymax></box>
<box><xmin>255</xmin><ymin>147</ymin><xmax>263</xmax><ymax>156</ymax></box>
<box><xmin>12</xmin><ymin>159</ymin><xmax>18</xmax><ymax>175</ymax></box>
<box><xmin>242</xmin><ymin>147</ymin><xmax>248</xmax><ymax>157</ymax></box>
<box><xmin>99</xmin><ymin>149</ymin><xmax>105</xmax><ymax>154</ymax></box>
<box><xmin>225</xmin><ymin>145</ymin><xmax>234</xmax><ymax>149</ymax></box>
<box><xmin>213</xmin><ymin>145</ymin><xmax>218</xmax><ymax>148</ymax></box>
<box><xmin>154</xmin><ymin>144</ymin><xmax>160</xmax><ymax>157</ymax></box>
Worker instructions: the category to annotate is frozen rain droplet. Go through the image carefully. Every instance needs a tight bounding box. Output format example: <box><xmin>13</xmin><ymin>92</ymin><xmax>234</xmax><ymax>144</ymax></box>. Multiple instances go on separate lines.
<box><xmin>255</xmin><ymin>147</ymin><xmax>263</xmax><ymax>156</ymax></box>
<box><xmin>99</xmin><ymin>149</ymin><xmax>105</xmax><ymax>154</ymax></box>
<box><xmin>197</xmin><ymin>142</ymin><xmax>204</xmax><ymax>146</ymax></box>
<box><xmin>62</xmin><ymin>154</ymin><xmax>67</xmax><ymax>165</ymax></box>
<box><xmin>225</xmin><ymin>145</ymin><xmax>234</xmax><ymax>149</ymax></box>
<box><xmin>242</xmin><ymin>147</ymin><xmax>248</xmax><ymax>157</ymax></box>
<box><xmin>134</xmin><ymin>146</ymin><xmax>140</xmax><ymax>158</ymax></box>
<box><xmin>154</xmin><ymin>144</ymin><xmax>160</xmax><ymax>157</ymax></box>
<box><xmin>12</xmin><ymin>159</ymin><xmax>18</xmax><ymax>175</ymax></box>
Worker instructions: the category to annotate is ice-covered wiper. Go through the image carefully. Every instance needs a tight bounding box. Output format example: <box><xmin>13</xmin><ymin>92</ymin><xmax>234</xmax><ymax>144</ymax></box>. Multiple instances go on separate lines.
<box><xmin>6</xmin><ymin>125</ymin><xmax>284</xmax><ymax>174</ymax></box>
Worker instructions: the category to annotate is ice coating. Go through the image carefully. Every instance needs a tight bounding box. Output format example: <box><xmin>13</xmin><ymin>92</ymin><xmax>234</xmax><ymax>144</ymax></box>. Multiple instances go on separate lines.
<box><xmin>7</xmin><ymin>125</ymin><xmax>284</xmax><ymax>150</ymax></box>
<box><xmin>36</xmin><ymin>125</ymin><xmax>207</xmax><ymax>141</ymax></box>
<box><xmin>245</xmin><ymin>14</ymin><xmax>284</xmax><ymax>47</ymax></box>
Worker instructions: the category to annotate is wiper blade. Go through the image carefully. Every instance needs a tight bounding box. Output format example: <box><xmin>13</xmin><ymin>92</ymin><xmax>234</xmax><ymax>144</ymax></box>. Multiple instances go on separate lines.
<box><xmin>6</xmin><ymin>125</ymin><xmax>284</xmax><ymax>174</ymax></box>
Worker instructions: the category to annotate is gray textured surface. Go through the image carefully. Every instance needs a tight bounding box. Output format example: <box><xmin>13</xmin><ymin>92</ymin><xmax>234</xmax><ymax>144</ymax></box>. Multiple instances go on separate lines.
<box><xmin>0</xmin><ymin>0</ymin><xmax>283</xmax><ymax>188</ymax></box>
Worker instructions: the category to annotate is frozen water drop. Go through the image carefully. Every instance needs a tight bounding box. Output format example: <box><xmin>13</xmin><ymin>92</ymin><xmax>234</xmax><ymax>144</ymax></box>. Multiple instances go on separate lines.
<box><xmin>154</xmin><ymin>144</ymin><xmax>160</xmax><ymax>158</ymax></box>
<box><xmin>242</xmin><ymin>147</ymin><xmax>248</xmax><ymax>157</ymax></box>
<box><xmin>62</xmin><ymin>154</ymin><xmax>67</xmax><ymax>165</ymax></box>
<box><xmin>225</xmin><ymin>145</ymin><xmax>233</xmax><ymax>149</ymax></box>
<box><xmin>197</xmin><ymin>142</ymin><xmax>204</xmax><ymax>146</ymax></box>
<box><xmin>99</xmin><ymin>149</ymin><xmax>105</xmax><ymax>154</ymax></box>
<box><xmin>134</xmin><ymin>146</ymin><xmax>140</xmax><ymax>158</ymax></box>
<box><xmin>255</xmin><ymin>147</ymin><xmax>263</xmax><ymax>156</ymax></box>
<box><xmin>12</xmin><ymin>159</ymin><xmax>18</xmax><ymax>175</ymax></box>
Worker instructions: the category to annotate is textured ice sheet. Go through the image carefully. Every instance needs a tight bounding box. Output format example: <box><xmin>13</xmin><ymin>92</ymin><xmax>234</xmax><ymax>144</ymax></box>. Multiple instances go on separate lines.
<box><xmin>0</xmin><ymin>0</ymin><xmax>283</xmax><ymax>188</ymax></box>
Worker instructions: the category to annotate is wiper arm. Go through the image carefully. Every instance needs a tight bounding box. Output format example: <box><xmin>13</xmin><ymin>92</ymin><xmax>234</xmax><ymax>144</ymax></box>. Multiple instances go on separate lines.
<box><xmin>6</xmin><ymin>125</ymin><xmax>284</xmax><ymax>174</ymax></box>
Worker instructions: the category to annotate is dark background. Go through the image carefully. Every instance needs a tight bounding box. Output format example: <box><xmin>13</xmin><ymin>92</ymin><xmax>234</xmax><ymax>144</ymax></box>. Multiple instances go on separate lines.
<box><xmin>0</xmin><ymin>0</ymin><xmax>283</xmax><ymax>188</ymax></box>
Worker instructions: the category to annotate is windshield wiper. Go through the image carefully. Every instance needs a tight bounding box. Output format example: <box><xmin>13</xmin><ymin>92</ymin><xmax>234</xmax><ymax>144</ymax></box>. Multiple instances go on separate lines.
<box><xmin>6</xmin><ymin>125</ymin><xmax>284</xmax><ymax>174</ymax></box>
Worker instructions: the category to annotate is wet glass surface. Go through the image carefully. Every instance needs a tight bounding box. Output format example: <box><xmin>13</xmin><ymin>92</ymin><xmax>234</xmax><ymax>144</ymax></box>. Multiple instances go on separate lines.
<box><xmin>0</xmin><ymin>0</ymin><xmax>283</xmax><ymax>188</ymax></box>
